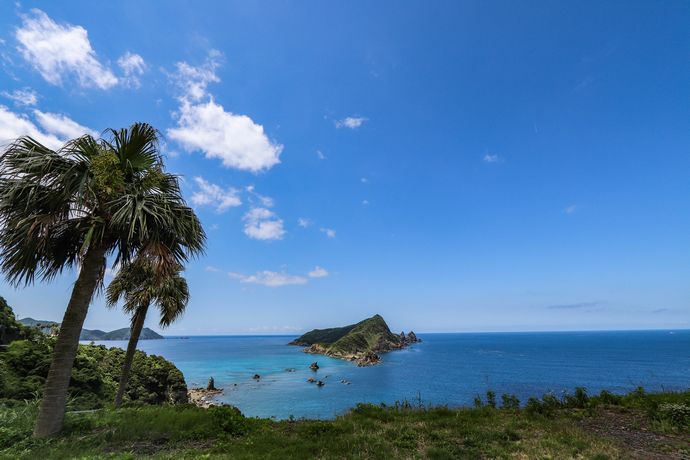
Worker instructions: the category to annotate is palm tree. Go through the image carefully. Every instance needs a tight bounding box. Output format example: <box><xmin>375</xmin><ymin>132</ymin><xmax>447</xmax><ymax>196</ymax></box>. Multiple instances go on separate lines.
<box><xmin>0</xmin><ymin>124</ymin><xmax>205</xmax><ymax>437</ymax></box>
<box><xmin>106</xmin><ymin>257</ymin><xmax>189</xmax><ymax>407</ymax></box>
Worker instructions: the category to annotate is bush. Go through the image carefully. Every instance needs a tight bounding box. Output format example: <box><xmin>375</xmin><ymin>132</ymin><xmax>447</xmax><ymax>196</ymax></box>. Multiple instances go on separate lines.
<box><xmin>209</xmin><ymin>405</ymin><xmax>248</xmax><ymax>436</ymax></box>
<box><xmin>595</xmin><ymin>390</ymin><xmax>621</xmax><ymax>406</ymax></box>
<box><xmin>525</xmin><ymin>397</ymin><xmax>543</xmax><ymax>415</ymax></box>
<box><xmin>525</xmin><ymin>394</ymin><xmax>562</xmax><ymax>417</ymax></box>
<box><xmin>501</xmin><ymin>394</ymin><xmax>520</xmax><ymax>410</ymax></box>
<box><xmin>563</xmin><ymin>387</ymin><xmax>589</xmax><ymax>409</ymax></box>
<box><xmin>473</xmin><ymin>395</ymin><xmax>482</xmax><ymax>408</ymax></box>
<box><xmin>657</xmin><ymin>403</ymin><xmax>690</xmax><ymax>428</ymax></box>
<box><xmin>486</xmin><ymin>391</ymin><xmax>496</xmax><ymax>409</ymax></box>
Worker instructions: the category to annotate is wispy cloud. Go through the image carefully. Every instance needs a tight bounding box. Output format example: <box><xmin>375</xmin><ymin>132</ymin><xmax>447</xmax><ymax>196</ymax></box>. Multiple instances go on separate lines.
<box><xmin>245</xmin><ymin>185</ymin><xmax>274</xmax><ymax>207</ymax></box>
<box><xmin>244</xmin><ymin>325</ymin><xmax>301</xmax><ymax>333</ymax></box>
<box><xmin>320</xmin><ymin>227</ymin><xmax>336</xmax><ymax>238</ymax></box>
<box><xmin>117</xmin><ymin>52</ymin><xmax>146</xmax><ymax>88</ymax></box>
<box><xmin>335</xmin><ymin>116</ymin><xmax>367</xmax><ymax>129</ymax></box>
<box><xmin>243</xmin><ymin>207</ymin><xmax>285</xmax><ymax>241</ymax></box>
<box><xmin>297</xmin><ymin>217</ymin><xmax>312</xmax><ymax>228</ymax></box>
<box><xmin>229</xmin><ymin>270</ymin><xmax>306</xmax><ymax>287</ymax></box>
<box><xmin>546</xmin><ymin>301</ymin><xmax>601</xmax><ymax>310</ymax></box>
<box><xmin>316</xmin><ymin>149</ymin><xmax>326</xmax><ymax>160</ymax></box>
<box><xmin>308</xmin><ymin>266</ymin><xmax>328</xmax><ymax>278</ymax></box>
<box><xmin>167</xmin><ymin>51</ymin><xmax>283</xmax><ymax>172</ymax></box>
<box><xmin>33</xmin><ymin>110</ymin><xmax>98</xmax><ymax>139</ymax></box>
<box><xmin>563</xmin><ymin>204</ymin><xmax>578</xmax><ymax>214</ymax></box>
<box><xmin>1</xmin><ymin>88</ymin><xmax>38</xmax><ymax>106</ymax></box>
<box><xmin>229</xmin><ymin>265</ymin><xmax>329</xmax><ymax>287</ymax></box>
<box><xmin>190</xmin><ymin>177</ymin><xmax>241</xmax><ymax>213</ymax></box>
<box><xmin>483</xmin><ymin>153</ymin><xmax>502</xmax><ymax>163</ymax></box>
<box><xmin>16</xmin><ymin>9</ymin><xmax>118</xmax><ymax>89</ymax></box>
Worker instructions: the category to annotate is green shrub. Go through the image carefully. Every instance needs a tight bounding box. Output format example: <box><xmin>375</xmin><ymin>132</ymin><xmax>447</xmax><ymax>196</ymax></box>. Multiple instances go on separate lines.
<box><xmin>525</xmin><ymin>397</ymin><xmax>543</xmax><ymax>415</ymax></box>
<box><xmin>657</xmin><ymin>403</ymin><xmax>690</xmax><ymax>428</ymax></box>
<box><xmin>595</xmin><ymin>390</ymin><xmax>621</xmax><ymax>406</ymax></box>
<box><xmin>563</xmin><ymin>387</ymin><xmax>589</xmax><ymax>408</ymax></box>
<box><xmin>473</xmin><ymin>395</ymin><xmax>482</xmax><ymax>408</ymax></box>
<box><xmin>501</xmin><ymin>394</ymin><xmax>520</xmax><ymax>410</ymax></box>
<box><xmin>209</xmin><ymin>405</ymin><xmax>248</xmax><ymax>436</ymax></box>
<box><xmin>486</xmin><ymin>391</ymin><xmax>496</xmax><ymax>409</ymax></box>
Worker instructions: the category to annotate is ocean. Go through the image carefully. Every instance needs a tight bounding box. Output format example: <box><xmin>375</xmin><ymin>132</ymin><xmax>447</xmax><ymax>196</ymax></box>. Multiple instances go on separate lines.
<box><xmin>91</xmin><ymin>330</ymin><xmax>690</xmax><ymax>419</ymax></box>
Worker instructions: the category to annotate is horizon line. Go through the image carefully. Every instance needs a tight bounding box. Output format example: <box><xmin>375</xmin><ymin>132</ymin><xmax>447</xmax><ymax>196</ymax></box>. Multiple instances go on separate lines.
<box><xmin>158</xmin><ymin>327</ymin><xmax>690</xmax><ymax>337</ymax></box>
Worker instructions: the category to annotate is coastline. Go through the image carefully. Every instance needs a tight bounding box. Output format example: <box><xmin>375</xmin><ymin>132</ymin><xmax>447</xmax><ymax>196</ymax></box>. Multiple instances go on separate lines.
<box><xmin>188</xmin><ymin>387</ymin><xmax>223</xmax><ymax>408</ymax></box>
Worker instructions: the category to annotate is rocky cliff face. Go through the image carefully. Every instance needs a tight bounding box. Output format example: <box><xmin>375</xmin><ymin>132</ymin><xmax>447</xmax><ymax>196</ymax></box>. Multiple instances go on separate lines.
<box><xmin>289</xmin><ymin>315</ymin><xmax>420</xmax><ymax>366</ymax></box>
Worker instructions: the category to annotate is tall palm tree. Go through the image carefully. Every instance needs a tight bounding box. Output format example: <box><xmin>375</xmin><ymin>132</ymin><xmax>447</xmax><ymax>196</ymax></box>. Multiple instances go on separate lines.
<box><xmin>0</xmin><ymin>124</ymin><xmax>205</xmax><ymax>437</ymax></box>
<box><xmin>106</xmin><ymin>257</ymin><xmax>189</xmax><ymax>407</ymax></box>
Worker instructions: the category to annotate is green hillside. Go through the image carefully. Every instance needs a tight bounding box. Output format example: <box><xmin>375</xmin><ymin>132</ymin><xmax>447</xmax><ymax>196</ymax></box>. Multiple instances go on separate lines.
<box><xmin>0</xmin><ymin>298</ymin><xmax>31</xmax><ymax>345</ymax></box>
<box><xmin>290</xmin><ymin>315</ymin><xmax>415</xmax><ymax>365</ymax></box>
<box><xmin>18</xmin><ymin>318</ymin><xmax>164</xmax><ymax>340</ymax></box>
<box><xmin>91</xmin><ymin>327</ymin><xmax>164</xmax><ymax>340</ymax></box>
<box><xmin>1</xmin><ymin>298</ymin><xmax>186</xmax><ymax>409</ymax></box>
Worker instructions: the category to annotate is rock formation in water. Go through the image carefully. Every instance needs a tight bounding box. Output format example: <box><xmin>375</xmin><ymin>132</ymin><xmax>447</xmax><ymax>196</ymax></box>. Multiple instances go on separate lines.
<box><xmin>289</xmin><ymin>314</ymin><xmax>420</xmax><ymax>366</ymax></box>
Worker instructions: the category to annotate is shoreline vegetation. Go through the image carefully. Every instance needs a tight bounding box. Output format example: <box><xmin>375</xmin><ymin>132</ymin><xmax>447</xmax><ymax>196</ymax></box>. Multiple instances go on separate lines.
<box><xmin>1</xmin><ymin>387</ymin><xmax>689</xmax><ymax>459</ymax></box>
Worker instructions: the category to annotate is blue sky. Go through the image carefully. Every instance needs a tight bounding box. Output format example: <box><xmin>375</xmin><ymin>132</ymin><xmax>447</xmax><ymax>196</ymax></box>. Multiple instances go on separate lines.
<box><xmin>1</xmin><ymin>1</ymin><xmax>689</xmax><ymax>334</ymax></box>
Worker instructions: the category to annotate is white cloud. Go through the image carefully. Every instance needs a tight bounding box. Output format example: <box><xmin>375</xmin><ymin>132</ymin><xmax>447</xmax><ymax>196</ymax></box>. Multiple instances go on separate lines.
<box><xmin>316</xmin><ymin>149</ymin><xmax>326</xmax><ymax>160</ymax></box>
<box><xmin>1</xmin><ymin>88</ymin><xmax>38</xmax><ymax>106</ymax></box>
<box><xmin>244</xmin><ymin>325</ymin><xmax>301</xmax><ymax>333</ymax></box>
<box><xmin>117</xmin><ymin>52</ymin><xmax>146</xmax><ymax>88</ymax></box>
<box><xmin>297</xmin><ymin>217</ymin><xmax>312</xmax><ymax>228</ymax></box>
<box><xmin>320</xmin><ymin>227</ymin><xmax>336</xmax><ymax>238</ymax></box>
<box><xmin>169</xmin><ymin>53</ymin><xmax>220</xmax><ymax>102</ymax></box>
<box><xmin>190</xmin><ymin>176</ymin><xmax>241</xmax><ymax>212</ymax></box>
<box><xmin>563</xmin><ymin>204</ymin><xmax>577</xmax><ymax>214</ymax></box>
<box><xmin>229</xmin><ymin>270</ymin><xmax>307</xmax><ymax>287</ymax></box>
<box><xmin>335</xmin><ymin>116</ymin><xmax>367</xmax><ymax>129</ymax></box>
<box><xmin>483</xmin><ymin>154</ymin><xmax>502</xmax><ymax>163</ymax></box>
<box><xmin>167</xmin><ymin>52</ymin><xmax>283</xmax><ymax>172</ymax></box>
<box><xmin>0</xmin><ymin>105</ymin><xmax>65</xmax><ymax>149</ymax></box>
<box><xmin>246</xmin><ymin>185</ymin><xmax>274</xmax><ymax>207</ymax></box>
<box><xmin>243</xmin><ymin>207</ymin><xmax>285</xmax><ymax>241</ymax></box>
<box><xmin>33</xmin><ymin>110</ymin><xmax>98</xmax><ymax>139</ymax></box>
<box><xmin>15</xmin><ymin>9</ymin><xmax>118</xmax><ymax>89</ymax></box>
<box><xmin>169</xmin><ymin>99</ymin><xmax>283</xmax><ymax>173</ymax></box>
<box><xmin>230</xmin><ymin>266</ymin><xmax>329</xmax><ymax>287</ymax></box>
<box><xmin>205</xmin><ymin>266</ymin><xmax>221</xmax><ymax>273</ymax></box>
<box><xmin>308</xmin><ymin>266</ymin><xmax>328</xmax><ymax>278</ymax></box>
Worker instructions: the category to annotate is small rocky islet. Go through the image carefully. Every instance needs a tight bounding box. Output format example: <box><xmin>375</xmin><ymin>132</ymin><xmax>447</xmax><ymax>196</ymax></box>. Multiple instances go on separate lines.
<box><xmin>289</xmin><ymin>314</ymin><xmax>421</xmax><ymax>366</ymax></box>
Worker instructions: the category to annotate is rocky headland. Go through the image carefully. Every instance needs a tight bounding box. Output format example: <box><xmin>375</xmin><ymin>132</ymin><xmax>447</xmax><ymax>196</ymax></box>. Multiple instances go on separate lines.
<box><xmin>289</xmin><ymin>314</ymin><xmax>421</xmax><ymax>366</ymax></box>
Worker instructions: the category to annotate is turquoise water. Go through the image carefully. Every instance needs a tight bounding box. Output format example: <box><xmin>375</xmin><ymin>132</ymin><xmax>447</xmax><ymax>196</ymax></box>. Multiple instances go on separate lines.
<box><xmin>92</xmin><ymin>330</ymin><xmax>690</xmax><ymax>419</ymax></box>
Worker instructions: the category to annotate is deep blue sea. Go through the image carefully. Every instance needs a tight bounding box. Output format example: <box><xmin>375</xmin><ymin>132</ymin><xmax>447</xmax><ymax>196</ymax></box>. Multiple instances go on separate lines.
<box><xmin>91</xmin><ymin>330</ymin><xmax>690</xmax><ymax>419</ymax></box>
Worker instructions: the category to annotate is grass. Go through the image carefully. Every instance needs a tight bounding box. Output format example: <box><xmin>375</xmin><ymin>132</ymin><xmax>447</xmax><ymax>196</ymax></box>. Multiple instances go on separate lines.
<box><xmin>1</xmin><ymin>388</ymin><xmax>688</xmax><ymax>459</ymax></box>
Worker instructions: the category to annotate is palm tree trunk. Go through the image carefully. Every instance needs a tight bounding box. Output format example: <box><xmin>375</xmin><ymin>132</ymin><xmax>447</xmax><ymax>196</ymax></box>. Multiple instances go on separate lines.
<box><xmin>114</xmin><ymin>303</ymin><xmax>149</xmax><ymax>408</ymax></box>
<box><xmin>33</xmin><ymin>246</ymin><xmax>106</xmax><ymax>438</ymax></box>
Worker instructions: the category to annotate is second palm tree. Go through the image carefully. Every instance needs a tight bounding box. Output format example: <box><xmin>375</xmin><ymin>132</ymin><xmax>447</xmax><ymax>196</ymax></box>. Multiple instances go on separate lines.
<box><xmin>107</xmin><ymin>258</ymin><xmax>189</xmax><ymax>408</ymax></box>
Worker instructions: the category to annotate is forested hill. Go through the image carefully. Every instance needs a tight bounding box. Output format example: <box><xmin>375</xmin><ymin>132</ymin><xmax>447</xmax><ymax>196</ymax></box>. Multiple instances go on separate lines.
<box><xmin>1</xmin><ymin>297</ymin><xmax>186</xmax><ymax>408</ymax></box>
<box><xmin>18</xmin><ymin>318</ymin><xmax>164</xmax><ymax>340</ymax></box>
<box><xmin>289</xmin><ymin>314</ymin><xmax>420</xmax><ymax>365</ymax></box>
